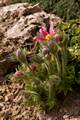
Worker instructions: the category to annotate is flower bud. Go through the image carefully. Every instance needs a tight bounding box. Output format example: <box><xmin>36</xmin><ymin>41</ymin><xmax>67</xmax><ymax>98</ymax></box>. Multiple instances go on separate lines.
<box><xmin>29</xmin><ymin>64</ymin><xmax>37</xmax><ymax>71</ymax></box>
<box><xmin>54</xmin><ymin>34</ymin><xmax>62</xmax><ymax>42</ymax></box>
<box><xmin>42</xmin><ymin>48</ymin><xmax>49</xmax><ymax>55</ymax></box>
<box><xmin>30</xmin><ymin>54</ymin><xmax>43</xmax><ymax>63</ymax></box>
<box><xmin>14</xmin><ymin>71</ymin><xmax>23</xmax><ymax>78</ymax></box>
<box><xmin>16</xmin><ymin>48</ymin><xmax>27</xmax><ymax>63</ymax></box>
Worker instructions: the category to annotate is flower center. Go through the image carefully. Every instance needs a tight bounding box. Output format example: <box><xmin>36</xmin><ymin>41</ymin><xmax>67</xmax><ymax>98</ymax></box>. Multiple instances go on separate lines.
<box><xmin>45</xmin><ymin>34</ymin><xmax>53</xmax><ymax>41</ymax></box>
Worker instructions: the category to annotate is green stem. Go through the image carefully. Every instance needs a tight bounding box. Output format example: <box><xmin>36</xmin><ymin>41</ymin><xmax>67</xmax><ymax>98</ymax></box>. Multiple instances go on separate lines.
<box><xmin>55</xmin><ymin>54</ymin><xmax>61</xmax><ymax>78</ymax></box>
<box><xmin>61</xmin><ymin>48</ymin><xmax>67</xmax><ymax>78</ymax></box>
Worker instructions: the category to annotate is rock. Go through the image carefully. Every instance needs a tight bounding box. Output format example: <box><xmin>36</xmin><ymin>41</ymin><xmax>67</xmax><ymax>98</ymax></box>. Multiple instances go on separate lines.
<box><xmin>0</xmin><ymin>79</ymin><xmax>80</xmax><ymax>120</ymax></box>
<box><xmin>0</xmin><ymin>81</ymin><xmax>47</xmax><ymax>119</ymax></box>
<box><xmin>0</xmin><ymin>0</ymin><xmax>11</xmax><ymax>7</ymax></box>
<box><xmin>0</xmin><ymin>3</ymin><xmax>61</xmax><ymax>76</ymax></box>
<box><xmin>63</xmin><ymin>114</ymin><xmax>70</xmax><ymax>119</ymax></box>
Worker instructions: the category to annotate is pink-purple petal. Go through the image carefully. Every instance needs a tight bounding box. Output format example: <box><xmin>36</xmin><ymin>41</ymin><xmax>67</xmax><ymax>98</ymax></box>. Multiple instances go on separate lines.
<box><xmin>39</xmin><ymin>27</ymin><xmax>48</xmax><ymax>36</ymax></box>
<box><xmin>33</xmin><ymin>36</ymin><xmax>45</xmax><ymax>41</ymax></box>
<box><xmin>49</xmin><ymin>21</ymin><xmax>55</xmax><ymax>36</ymax></box>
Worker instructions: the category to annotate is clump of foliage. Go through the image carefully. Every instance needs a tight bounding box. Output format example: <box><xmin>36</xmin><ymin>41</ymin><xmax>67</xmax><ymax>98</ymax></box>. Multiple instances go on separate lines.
<box><xmin>57</xmin><ymin>19</ymin><xmax>80</xmax><ymax>84</ymax></box>
<box><xmin>13</xmin><ymin>21</ymin><xmax>77</xmax><ymax>109</ymax></box>
<box><xmin>12</xmin><ymin>0</ymin><xmax>80</xmax><ymax>20</ymax></box>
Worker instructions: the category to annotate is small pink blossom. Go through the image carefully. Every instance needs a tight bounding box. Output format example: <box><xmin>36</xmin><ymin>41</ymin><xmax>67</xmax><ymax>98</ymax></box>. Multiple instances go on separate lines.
<box><xmin>54</xmin><ymin>34</ymin><xmax>62</xmax><ymax>42</ymax></box>
<box><xmin>29</xmin><ymin>64</ymin><xmax>37</xmax><ymax>71</ymax></box>
<box><xmin>14</xmin><ymin>71</ymin><xmax>23</xmax><ymax>78</ymax></box>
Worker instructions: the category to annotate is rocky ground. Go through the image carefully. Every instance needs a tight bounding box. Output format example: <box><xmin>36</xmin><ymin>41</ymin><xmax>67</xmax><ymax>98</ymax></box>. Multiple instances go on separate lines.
<box><xmin>0</xmin><ymin>78</ymin><xmax>80</xmax><ymax>120</ymax></box>
<box><xmin>0</xmin><ymin>78</ymin><xmax>46</xmax><ymax>120</ymax></box>
<box><xmin>0</xmin><ymin>2</ymin><xmax>80</xmax><ymax>120</ymax></box>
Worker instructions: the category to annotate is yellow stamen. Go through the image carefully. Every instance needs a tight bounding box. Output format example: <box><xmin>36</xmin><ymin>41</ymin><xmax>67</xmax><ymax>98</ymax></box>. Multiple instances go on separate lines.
<box><xmin>45</xmin><ymin>34</ymin><xmax>53</xmax><ymax>41</ymax></box>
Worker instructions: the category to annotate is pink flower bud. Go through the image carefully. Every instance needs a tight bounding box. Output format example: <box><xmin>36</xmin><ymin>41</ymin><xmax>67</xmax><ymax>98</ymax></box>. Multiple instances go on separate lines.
<box><xmin>29</xmin><ymin>64</ymin><xmax>37</xmax><ymax>71</ymax></box>
<box><xmin>14</xmin><ymin>71</ymin><xmax>23</xmax><ymax>78</ymax></box>
<box><xmin>54</xmin><ymin>34</ymin><xmax>62</xmax><ymax>42</ymax></box>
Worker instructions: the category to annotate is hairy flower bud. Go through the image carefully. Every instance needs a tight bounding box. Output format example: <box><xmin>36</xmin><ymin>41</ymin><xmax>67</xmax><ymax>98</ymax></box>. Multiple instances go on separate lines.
<box><xmin>29</xmin><ymin>64</ymin><xmax>37</xmax><ymax>71</ymax></box>
<box><xmin>42</xmin><ymin>48</ymin><xmax>49</xmax><ymax>55</ymax></box>
<box><xmin>16</xmin><ymin>48</ymin><xmax>27</xmax><ymax>63</ymax></box>
<box><xmin>54</xmin><ymin>34</ymin><xmax>61</xmax><ymax>42</ymax></box>
<box><xmin>14</xmin><ymin>71</ymin><xmax>23</xmax><ymax>78</ymax></box>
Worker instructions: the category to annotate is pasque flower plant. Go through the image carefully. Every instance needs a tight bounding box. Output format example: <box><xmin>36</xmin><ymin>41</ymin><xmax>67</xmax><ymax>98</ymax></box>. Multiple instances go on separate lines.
<box><xmin>14</xmin><ymin>21</ymin><xmax>75</xmax><ymax>109</ymax></box>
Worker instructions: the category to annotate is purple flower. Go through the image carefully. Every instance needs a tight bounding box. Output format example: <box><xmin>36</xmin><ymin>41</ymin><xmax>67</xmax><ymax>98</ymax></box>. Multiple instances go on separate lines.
<box><xmin>33</xmin><ymin>21</ymin><xmax>56</xmax><ymax>42</ymax></box>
